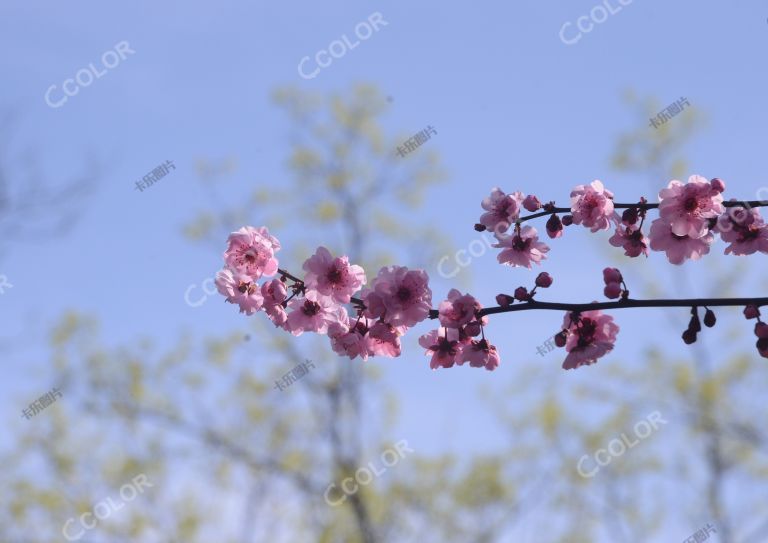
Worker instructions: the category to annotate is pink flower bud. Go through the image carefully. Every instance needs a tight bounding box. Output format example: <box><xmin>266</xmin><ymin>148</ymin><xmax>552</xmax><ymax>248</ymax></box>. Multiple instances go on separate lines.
<box><xmin>604</xmin><ymin>282</ymin><xmax>622</xmax><ymax>299</ymax></box>
<box><xmin>546</xmin><ymin>214</ymin><xmax>563</xmax><ymax>239</ymax></box>
<box><xmin>514</xmin><ymin>286</ymin><xmax>529</xmax><ymax>302</ymax></box>
<box><xmin>744</xmin><ymin>305</ymin><xmax>761</xmax><ymax>319</ymax></box>
<box><xmin>755</xmin><ymin>322</ymin><xmax>768</xmax><ymax>339</ymax></box>
<box><xmin>496</xmin><ymin>294</ymin><xmax>514</xmax><ymax>307</ymax></box>
<box><xmin>523</xmin><ymin>194</ymin><xmax>542</xmax><ymax>212</ymax></box>
<box><xmin>554</xmin><ymin>331</ymin><xmax>567</xmax><ymax>347</ymax></box>
<box><xmin>535</xmin><ymin>272</ymin><xmax>553</xmax><ymax>288</ymax></box>
<box><xmin>710</xmin><ymin>178</ymin><xmax>726</xmax><ymax>193</ymax></box>
<box><xmin>602</xmin><ymin>267</ymin><xmax>622</xmax><ymax>284</ymax></box>
<box><xmin>561</xmin><ymin>214</ymin><xmax>573</xmax><ymax>226</ymax></box>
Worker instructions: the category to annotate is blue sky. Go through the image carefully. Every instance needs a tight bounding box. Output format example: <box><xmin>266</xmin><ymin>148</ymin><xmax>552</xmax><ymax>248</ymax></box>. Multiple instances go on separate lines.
<box><xmin>2</xmin><ymin>1</ymin><xmax>768</xmax><ymax>540</ymax></box>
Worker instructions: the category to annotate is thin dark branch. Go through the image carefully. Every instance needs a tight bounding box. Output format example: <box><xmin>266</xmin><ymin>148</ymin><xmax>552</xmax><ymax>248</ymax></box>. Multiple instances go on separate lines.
<box><xmin>517</xmin><ymin>199</ymin><xmax>768</xmax><ymax>223</ymax></box>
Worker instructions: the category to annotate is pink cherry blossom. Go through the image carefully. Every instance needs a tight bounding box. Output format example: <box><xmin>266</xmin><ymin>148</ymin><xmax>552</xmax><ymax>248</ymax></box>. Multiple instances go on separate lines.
<box><xmin>418</xmin><ymin>328</ymin><xmax>462</xmax><ymax>369</ymax></box>
<box><xmin>493</xmin><ymin>226</ymin><xmax>549</xmax><ymax>268</ymax></box>
<box><xmin>302</xmin><ymin>246</ymin><xmax>366</xmax><ymax>303</ymax></box>
<box><xmin>438</xmin><ymin>289</ymin><xmax>480</xmax><ymax>329</ymax></box>
<box><xmin>362</xmin><ymin>266</ymin><xmax>432</xmax><ymax>327</ymax></box>
<box><xmin>658</xmin><ymin>175</ymin><xmax>724</xmax><ymax>238</ymax></box>
<box><xmin>561</xmin><ymin>309</ymin><xmax>619</xmax><ymax>370</ymax></box>
<box><xmin>260</xmin><ymin>278</ymin><xmax>289</xmax><ymax>327</ymax></box>
<box><xmin>329</xmin><ymin>317</ymin><xmax>372</xmax><ymax>361</ymax></box>
<box><xmin>215</xmin><ymin>268</ymin><xmax>264</xmax><ymax>315</ymax></box>
<box><xmin>367</xmin><ymin>322</ymin><xmax>403</xmax><ymax>358</ymax></box>
<box><xmin>284</xmin><ymin>292</ymin><xmax>340</xmax><ymax>336</ymax></box>
<box><xmin>224</xmin><ymin>226</ymin><xmax>281</xmax><ymax>279</ymax></box>
<box><xmin>457</xmin><ymin>339</ymin><xmax>500</xmax><ymax>371</ymax></box>
<box><xmin>714</xmin><ymin>206</ymin><xmax>768</xmax><ymax>256</ymax></box>
<box><xmin>649</xmin><ymin>218</ymin><xmax>714</xmax><ymax>265</ymax></box>
<box><xmin>570</xmin><ymin>180</ymin><xmax>619</xmax><ymax>232</ymax></box>
<box><xmin>479</xmin><ymin>188</ymin><xmax>523</xmax><ymax>234</ymax></box>
<box><xmin>609</xmin><ymin>225</ymin><xmax>649</xmax><ymax>257</ymax></box>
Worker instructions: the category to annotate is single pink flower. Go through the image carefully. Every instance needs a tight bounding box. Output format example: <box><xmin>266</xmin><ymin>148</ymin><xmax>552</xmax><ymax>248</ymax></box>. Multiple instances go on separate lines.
<box><xmin>493</xmin><ymin>226</ymin><xmax>550</xmax><ymax>268</ymax></box>
<box><xmin>284</xmin><ymin>291</ymin><xmax>340</xmax><ymax>336</ymax></box>
<box><xmin>438</xmin><ymin>289</ymin><xmax>480</xmax><ymax>329</ymax></box>
<box><xmin>362</xmin><ymin>266</ymin><xmax>432</xmax><ymax>327</ymax></box>
<box><xmin>570</xmin><ymin>180</ymin><xmax>619</xmax><ymax>232</ymax></box>
<box><xmin>224</xmin><ymin>226</ymin><xmax>281</xmax><ymax>279</ymax></box>
<box><xmin>302</xmin><ymin>246</ymin><xmax>366</xmax><ymax>303</ymax></box>
<box><xmin>329</xmin><ymin>317</ymin><xmax>371</xmax><ymax>361</ymax></box>
<box><xmin>418</xmin><ymin>328</ymin><xmax>462</xmax><ymax>369</ymax></box>
<box><xmin>609</xmin><ymin>225</ymin><xmax>649</xmax><ymax>257</ymax></box>
<box><xmin>479</xmin><ymin>188</ymin><xmax>523</xmax><ymax>234</ymax></box>
<box><xmin>561</xmin><ymin>309</ymin><xmax>619</xmax><ymax>370</ymax></box>
<box><xmin>649</xmin><ymin>218</ymin><xmax>714</xmax><ymax>265</ymax></box>
<box><xmin>215</xmin><ymin>268</ymin><xmax>263</xmax><ymax>315</ymax></box>
<box><xmin>259</xmin><ymin>278</ymin><xmax>289</xmax><ymax>327</ymax></box>
<box><xmin>714</xmin><ymin>205</ymin><xmax>768</xmax><ymax>256</ymax></box>
<box><xmin>367</xmin><ymin>322</ymin><xmax>402</xmax><ymax>358</ymax></box>
<box><xmin>457</xmin><ymin>339</ymin><xmax>500</xmax><ymax>371</ymax></box>
<box><xmin>658</xmin><ymin>175</ymin><xmax>724</xmax><ymax>238</ymax></box>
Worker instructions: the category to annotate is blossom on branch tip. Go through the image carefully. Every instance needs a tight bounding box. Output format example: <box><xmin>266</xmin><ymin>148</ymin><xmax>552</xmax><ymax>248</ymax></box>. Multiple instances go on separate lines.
<box><xmin>224</xmin><ymin>226</ymin><xmax>280</xmax><ymax>279</ymax></box>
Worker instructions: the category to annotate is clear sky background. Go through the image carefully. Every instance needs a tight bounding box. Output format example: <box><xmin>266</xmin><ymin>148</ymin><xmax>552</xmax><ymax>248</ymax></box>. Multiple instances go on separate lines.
<box><xmin>2</xmin><ymin>1</ymin><xmax>767</xmax><ymax>541</ymax></box>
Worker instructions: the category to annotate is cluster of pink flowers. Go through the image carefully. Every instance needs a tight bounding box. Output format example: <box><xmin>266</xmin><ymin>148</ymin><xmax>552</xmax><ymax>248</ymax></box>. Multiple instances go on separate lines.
<box><xmin>217</xmin><ymin>227</ymin><xmax>505</xmax><ymax>370</ymax></box>
<box><xmin>478</xmin><ymin>175</ymin><xmax>768</xmax><ymax>265</ymax></box>
<box><xmin>418</xmin><ymin>289</ymin><xmax>500</xmax><ymax>371</ymax></box>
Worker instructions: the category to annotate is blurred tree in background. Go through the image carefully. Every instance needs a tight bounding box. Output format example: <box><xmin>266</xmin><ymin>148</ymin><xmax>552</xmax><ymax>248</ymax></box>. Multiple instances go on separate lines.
<box><xmin>1</xmin><ymin>87</ymin><xmax>766</xmax><ymax>543</ymax></box>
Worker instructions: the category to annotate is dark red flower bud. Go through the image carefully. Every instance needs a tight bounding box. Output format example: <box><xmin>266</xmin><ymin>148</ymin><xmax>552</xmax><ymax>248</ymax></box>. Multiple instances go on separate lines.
<box><xmin>523</xmin><ymin>195</ymin><xmax>542</xmax><ymax>212</ymax></box>
<box><xmin>514</xmin><ymin>286</ymin><xmax>529</xmax><ymax>302</ymax></box>
<box><xmin>474</xmin><ymin>223</ymin><xmax>487</xmax><ymax>232</ymax></box>
<box><xmin>622</xmin><ymin>208</ymin><xmax>639</xmax><ymax>225</ymax></box>
<box><xmin>755</xmin><ymin>322</ymin><xmax>768</xmax><ymax>339</ymax></box>
<box><xmin>535</xmin><ymin>272</ymin><xmax>553</xmax><ymax>288</ymax></box>
<box><xmin>554</xmin><ymin>331</ymin><xmax>567</xmax><ymax>347</ymax></box>
<box><xmin>710</xmin><ymin>178</ymin><xmax>726</xmax><ymax>193</ymax></box>
<box><xmin>464</xmin><ymin>321</ymin><xmax>481</xmax><ymax>337</ymax></box>
<box><xmin>682</xmin><ymin>329</ymin><xmax>697</xmax><ymax>344</ymax></box>
<box><xmin>546</xmin><ymin>214</ymin><xmax>563</xmax><ymax>239</ymax></box>
<box><xmin>689</xmin><ymin>315</ymin><xmax>701</xmax><ymax>333</ymax></box>
<box><xmin>756</xmin><ymin>337</ymin><xmax>768</xmax><ymax>358</ymax></box>
<box><xmin>744</xmin><ymin>305</ymin><xmax>761</xmax><ymax>319</ymax></box>
<box><xmin>703</xmin><ymin>309</ymin><xmax>716</xmax><ymax>328</ymax></box>
<box><xmin>496</xmin><ymin>294</ymin><xmax>514</xmax><ymax>307</ymax></box>
<box><xmin>561</xmin><ymin>214</ymin><xmax>573</xmax><ymax>226</ymax></box>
